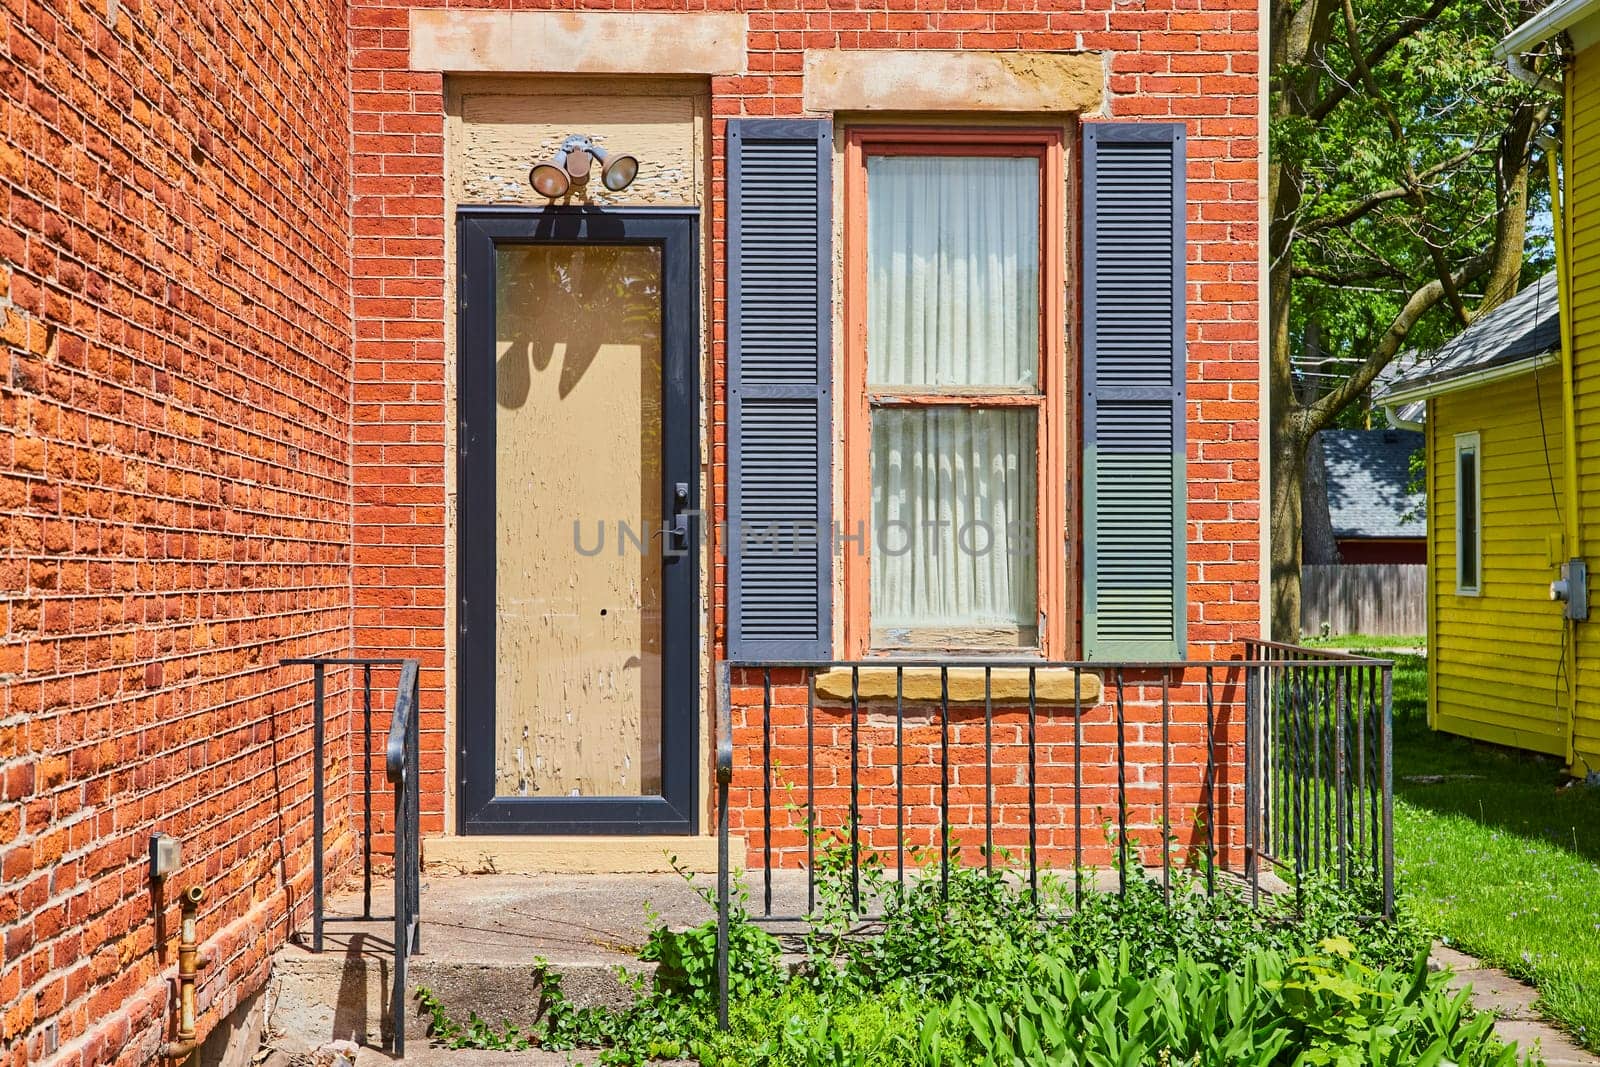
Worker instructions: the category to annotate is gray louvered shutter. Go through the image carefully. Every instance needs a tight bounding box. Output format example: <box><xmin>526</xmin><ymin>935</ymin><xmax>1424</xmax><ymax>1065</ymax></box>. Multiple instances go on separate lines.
<box><xmin>1082</xmin><ymin>122</ymin><xmax>1188</xmax><ymax>660</ymax></box>
<box><xmin>726</xmin><ymin>119</ymin><xmax>833</xmax><ymax>660</ymax></box>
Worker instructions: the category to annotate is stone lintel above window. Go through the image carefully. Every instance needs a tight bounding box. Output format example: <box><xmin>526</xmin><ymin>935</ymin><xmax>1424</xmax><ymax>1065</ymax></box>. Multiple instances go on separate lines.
<box><xmin>804</xmin><ymin>50</ymin><xmax>1105</xmax><ymax>114</ymax></box>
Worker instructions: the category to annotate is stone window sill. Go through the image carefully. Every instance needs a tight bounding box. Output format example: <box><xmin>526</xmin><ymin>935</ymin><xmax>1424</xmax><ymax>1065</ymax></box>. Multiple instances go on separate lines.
<box><xmin>814</xmin><ymin>666</ymin><xmax>1102</xmax><ymax>705</ymax></box>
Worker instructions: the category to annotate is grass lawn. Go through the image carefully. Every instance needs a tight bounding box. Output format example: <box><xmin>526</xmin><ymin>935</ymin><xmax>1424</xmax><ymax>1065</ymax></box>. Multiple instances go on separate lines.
<box><xmin>1308</xmin><ymin>635</ymin><xmax>1600</xmax><ymax>1051</ymax></box>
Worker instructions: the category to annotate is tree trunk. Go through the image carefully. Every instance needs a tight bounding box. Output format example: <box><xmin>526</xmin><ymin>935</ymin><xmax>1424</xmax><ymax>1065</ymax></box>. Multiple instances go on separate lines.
<box><xmin>1270</xmin><ymin>427</ymin><xmax>1308</xmax><ymax>641</ymax></box>
<box><xmin>1263</xmin><ymin>0</ymin><xmax>1541</xmax><ymax>643</ymax></box>
<box><xmin>1302</xmin><ymin>430</ymin><xmax>1340</xmax><ymax>565</ymax></box>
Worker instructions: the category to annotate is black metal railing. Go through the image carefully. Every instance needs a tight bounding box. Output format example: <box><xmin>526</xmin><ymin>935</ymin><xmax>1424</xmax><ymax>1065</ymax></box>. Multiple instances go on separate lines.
<box><xmin>1244</xmin><ymin>640</ymin><xmax>1395</xmax><ymax>909</ymax></box>
<box><xmin>386</xmin><ymin>659</ymin><xmax>422</xmax><ymax>1056</ymax></box>
<box><xmin>712</xmin><ymin>647</ymin><xmax>1393</xmax><ymax>1028</ymax></box>
<box><xmin>281</xmin><ymin>655</ymin><xmax>422</xmax><ymax>1055</ymax></box>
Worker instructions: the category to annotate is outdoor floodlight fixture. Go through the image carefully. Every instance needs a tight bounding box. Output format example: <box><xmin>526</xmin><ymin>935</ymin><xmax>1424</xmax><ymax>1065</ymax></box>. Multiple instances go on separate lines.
<box><xmin>529</xmin><ymin>135</ymin><xmax>640</xmax><ymax>198</ymax></box>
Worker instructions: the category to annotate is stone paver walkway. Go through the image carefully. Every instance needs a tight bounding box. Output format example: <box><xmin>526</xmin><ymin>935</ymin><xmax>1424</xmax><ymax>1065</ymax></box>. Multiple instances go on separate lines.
<box><xmin>1432</xmin><ymin>943</ymin><xmax>1598</xmax><ymax>1065</ymax></box>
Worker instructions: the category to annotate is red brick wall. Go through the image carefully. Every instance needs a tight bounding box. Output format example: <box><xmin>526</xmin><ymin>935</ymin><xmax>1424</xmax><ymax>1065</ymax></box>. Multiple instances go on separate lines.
<box><xmin>0</xmin><ymin>0</ymin><xmax>356</xmax><ymax>1060</ymax></box>
<box><xmin>726</xmin><ymin>669</ymin><xmax>1248</xmax><ymax>875</ymax></box>
<box><xmin>346</xmin><ymin>4</ymin><xmax>449</xmax><ymax>838</ymax></box>
<box><xmin>0</xmin><ymin>1</ymin><xmax>1261</xmax><ymax>1061</ymax></box>
<box><xmin>348</xmin><ymin>0</ymin><xmax>1264</xmax><ymax>837</ymax></box>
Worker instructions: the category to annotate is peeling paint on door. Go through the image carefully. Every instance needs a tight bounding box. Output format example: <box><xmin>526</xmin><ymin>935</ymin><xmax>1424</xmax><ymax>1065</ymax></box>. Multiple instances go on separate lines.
<box><xmin>494</xmin><ymin>243</ymin><xmax>664</xmax><ymax>797</ymax></box>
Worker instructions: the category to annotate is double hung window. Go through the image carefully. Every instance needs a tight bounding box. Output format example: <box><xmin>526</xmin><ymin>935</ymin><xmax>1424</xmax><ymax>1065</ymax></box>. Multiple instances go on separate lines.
<box><xmin>845</xmin><ymin>130</ymin><xmax>1066</xmax><ymax>656</ymax></box>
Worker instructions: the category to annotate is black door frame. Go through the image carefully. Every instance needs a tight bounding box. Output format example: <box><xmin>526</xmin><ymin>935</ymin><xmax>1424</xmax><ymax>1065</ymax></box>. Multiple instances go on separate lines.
<box><xmin>456</xmin><ymin>206</ymin><xmax>700</xmax><ymax>835</ymax></box>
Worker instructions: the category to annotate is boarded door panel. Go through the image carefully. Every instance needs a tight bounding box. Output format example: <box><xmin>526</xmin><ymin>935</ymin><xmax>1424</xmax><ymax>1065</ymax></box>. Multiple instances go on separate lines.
<box><xmin>459</xmin><ymin>208</ymin><xmax>698</xmax><ymax>835</ymax></box>
<box><xmin>494</xmin><ymin>243</ymin><xmax>664</xmax><ymax>797</ymax></box>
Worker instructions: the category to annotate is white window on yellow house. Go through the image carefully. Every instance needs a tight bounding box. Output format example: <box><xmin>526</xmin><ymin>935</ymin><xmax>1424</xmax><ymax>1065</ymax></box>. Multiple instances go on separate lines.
<box><xmin>1455</xmin><ymin>432</ymin><xmax>1481</xmax><ymax>595</ymax></box>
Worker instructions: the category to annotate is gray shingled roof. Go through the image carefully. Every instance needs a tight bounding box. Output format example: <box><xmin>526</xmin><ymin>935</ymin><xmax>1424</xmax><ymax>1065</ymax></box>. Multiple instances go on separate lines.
<box><xmin>1319</xmin><ymin>428</ymin><xmax>1425</xmax><ymax>540</ymax></box>
<box><xmin>1372</xmin><ymin>348</ymin><xmax>1428</xmax><ymax>426</ymax></box>
<box><xmin>1376</xmin><ymin>272</ymin><xmax>1560</xmax><ymax>407</ymax></box>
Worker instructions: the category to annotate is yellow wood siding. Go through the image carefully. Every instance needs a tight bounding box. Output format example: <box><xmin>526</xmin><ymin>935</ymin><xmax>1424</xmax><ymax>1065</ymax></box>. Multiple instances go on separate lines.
<box><xmin>1420</xmin><ymin>39</ymin><xmax>1600</xmax><ymax>772</ymax></box>
<box><xmin>1429</xmin><ymin>367</ymin><xmax>1567</xmax><ymax>756</ymax></box>
<box><xmin>1567</xmin><ymin>42</ymin><xmax>1600</xmax><ymax>772</ymax></box>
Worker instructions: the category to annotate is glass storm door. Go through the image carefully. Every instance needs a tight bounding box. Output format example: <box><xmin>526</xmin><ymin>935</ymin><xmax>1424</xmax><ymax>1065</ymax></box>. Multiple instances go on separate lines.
<box><xmin>457</xmin><ymin>209</ymin><xmax>699</xmax><ymax>834</ymax></box>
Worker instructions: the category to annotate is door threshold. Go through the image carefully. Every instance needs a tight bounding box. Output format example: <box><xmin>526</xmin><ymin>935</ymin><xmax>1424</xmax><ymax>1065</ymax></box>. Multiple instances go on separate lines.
<box><xmin>424</xmin><ymin>834</ymin><xmax>744</xmax><ymax>875</ymax></box>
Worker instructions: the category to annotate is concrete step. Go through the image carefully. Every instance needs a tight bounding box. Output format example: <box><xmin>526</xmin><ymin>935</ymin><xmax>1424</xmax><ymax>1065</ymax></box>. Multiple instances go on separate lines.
<box><xmin>271</xmin><ymin>941</ymin><xmax>652</xmax><ymax>1052</ymax></box>
<box><xmin>266</xmin><ymin>872</ymin><xmax>723</xmax><ymax>1054</ymax></box>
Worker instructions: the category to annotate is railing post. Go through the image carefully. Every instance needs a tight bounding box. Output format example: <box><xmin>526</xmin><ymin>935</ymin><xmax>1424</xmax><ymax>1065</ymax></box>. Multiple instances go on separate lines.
<box><xmin>715</xmin><ymin>663</ymin><xmax>732</xmax><ymax>1032</ymax></box>
<box><xmin>1160</xmin><ymin>672</ymin><xmax>1170</xmax><ymax>904</ymax></box>
<box><xmin>1027</xmin><ymin>667</ymin><xmax>1037</xmax><ymax>901</ymax></box>
<box><xmin>1334</xmin><ymin>665</ymin><xmax>1349</xmax><ymax>888</ymax></box>
<box><xmin>851</xmin><ymin>665</ymin><xmax>862</xmax><ymax>914</ymax></box>
<box><xmin>983</xmin><ymin>667</ymin><xmax>992</xmax><ymax>874</ymax></box>
<box><xmin>1073</xmin><ymin>666</ymin><xmax>1083</xmax><ymax>907</ymax></box>
<box><xmin>1202</xmin><ymin>665</ymin><xmax>1216</xmax><ymax>897</ymax></box>
<box><xmin>393</xmin><ymin>753</ymin><xmax>406</xmax><ymax>1057</ymax></box>
<box><xmin>897</xmin><ymin>666</ymin><xmax>906</xmax><ymax>888</ymax></box>
<box><xmin>940</xmin><ymin>665</ymin><xmax>950</xmax><ymax>904</ymax></box>
<box><xmin>1380</xmin><ymin>664</ymin><xmax>1395</xmax><ymax>917</ymax></box>
<box><xmin>1073</xmin><ymin>666</ymin><xmax>1083</xmax><ymax>908</ymax></box>
<box><xmin>312</xmin><ymin>661</ymin><xmax>325</xmax><ymax>954</ymax></box>
<box><xmin>1115</xmin><ymin>668</ymin><xmax>1127</xmax><ymax>895</ymax></box>
<box><xmin>363</xmin><ymin>663</ymin><xmax>373</xmax><ymax>921</ymax></box>
<box><xmin>409</xmin><ymin>664</ymin><xmax>422</xmax><ymax>953</ymax></box>
<box><xmin>1291</xmin><ymin>657</ymin><xmax>1305</xmax><ymax>909</ymax></box>
<box><xmin>1244</xmin><ymin>660</ymin><xmax>1259</xmax><ymax>904</ymax></box>
<box><xmin>762</xmin><ymin>670</ymin><xmax>772</xmax><ymax>918</ymax></box>
<box><xmin>806</xmin><ymin>671</ymin><xmax>816</xmax><ymax>917</ymax></box>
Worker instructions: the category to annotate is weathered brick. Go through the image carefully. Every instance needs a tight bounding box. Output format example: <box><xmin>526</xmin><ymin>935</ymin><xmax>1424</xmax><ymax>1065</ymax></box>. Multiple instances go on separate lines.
<box><xmin>4</xmin><ymin>0</ymin><xmax>1260</xmax><ymax>1061</ymax></box>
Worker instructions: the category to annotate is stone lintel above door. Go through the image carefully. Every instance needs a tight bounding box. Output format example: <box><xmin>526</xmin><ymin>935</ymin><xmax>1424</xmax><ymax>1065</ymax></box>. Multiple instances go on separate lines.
<box><xmin>410</xmin><ymin>10</ymin><xmax>748</xmax><ymax>75</ymax></box>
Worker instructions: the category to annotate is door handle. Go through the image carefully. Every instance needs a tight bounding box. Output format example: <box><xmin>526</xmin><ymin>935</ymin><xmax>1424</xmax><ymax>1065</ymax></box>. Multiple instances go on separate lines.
<box><xmin>666</xmin><ymin>482</ymin><xmax>691</xmax><ymax>558</ymax></box>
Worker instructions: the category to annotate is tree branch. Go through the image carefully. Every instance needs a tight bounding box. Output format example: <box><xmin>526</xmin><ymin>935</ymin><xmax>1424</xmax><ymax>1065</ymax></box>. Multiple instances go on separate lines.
<box><xmin>1300</xmin><ymin>139</ymin><xmax>1484</xmax><ymax>234</ymax></box>
<box><xmin>1341</xmin><ymin>0</ymin><xmax>1404</xmax><ymax>140</ymax></box>
<box><xmin>1291</xmin><ymin>263</ymin><xmax>1404</xmax><ymax>285</ymax></box>
<box><xmin>1307</xmin><ymin>0</ymin><xmax>1453</xmax><ymax>122</ymax></box>
<box><xmin>1426</xmin><ymin>235</ymin><xmax>1473</xmax><ymax>324</ymax></box>
<box><xmin>1301</xmin><ymin>185</ymin><xmax>1411</xmax><ymax>232</ymax></box>
<box><xmin>1299</xmin><ymin>253</ymin><xmax>1492</xmax><ymax>433</ymax></box>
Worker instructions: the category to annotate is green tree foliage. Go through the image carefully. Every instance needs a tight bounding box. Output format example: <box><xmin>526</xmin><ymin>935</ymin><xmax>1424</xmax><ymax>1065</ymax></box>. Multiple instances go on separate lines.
<box><xmin>1269</xmin><ymin>0</ymin><xmax>1557</xmax><ymax>636</ymax></box>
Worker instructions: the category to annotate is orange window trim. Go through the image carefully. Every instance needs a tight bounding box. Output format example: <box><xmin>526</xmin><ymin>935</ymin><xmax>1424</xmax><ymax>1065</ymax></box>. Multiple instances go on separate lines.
<box><xmin>843</xmin><ymin>126</ymin><xmax>1069</xmax><ymax>659</ymax></box>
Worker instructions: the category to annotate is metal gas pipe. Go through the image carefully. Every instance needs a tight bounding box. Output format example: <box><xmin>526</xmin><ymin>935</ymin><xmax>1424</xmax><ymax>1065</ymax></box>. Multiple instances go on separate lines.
<box><xmin>159</xmin><ymin>886</ymin><xmax>206</xmax><ymax>1061</ymax></box>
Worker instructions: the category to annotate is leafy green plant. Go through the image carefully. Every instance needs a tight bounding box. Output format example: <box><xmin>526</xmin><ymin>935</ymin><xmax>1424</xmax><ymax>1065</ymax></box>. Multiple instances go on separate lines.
<box><xmin>929</xmin><ymin>945</ymin><xmax>1291</xmax><ymax>1066</ymax></box>
<box><xmin>817</xmin><ymin>846</ymin><xmax>1065</xmax><ymax>999</ymax></box>
<box><xmin>415</xmin><ymin>986</ymin><xmax>533</xmax><ymax>1051</ymax></box>
<box><xmin>925</xmin><ymin>940</ymin><xmax>1537</xmax><ymax>1067</ymax></box>
<box><xmin>417</xmin><ymin>854</ymin><xmax>1533</xmax><ymax>1067</ymax></box>
<box><xmin>641</xmin><ymin>857</ymin><xmax>782</xmax><ymax>1009</ymax></box>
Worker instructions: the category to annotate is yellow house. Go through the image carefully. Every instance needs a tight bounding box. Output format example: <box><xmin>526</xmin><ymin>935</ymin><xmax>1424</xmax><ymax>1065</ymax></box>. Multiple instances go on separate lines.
<box><xmin>1378</xmin><ymin>0</ymin><xmax>1600</xmax><ymax>778</ymax></box>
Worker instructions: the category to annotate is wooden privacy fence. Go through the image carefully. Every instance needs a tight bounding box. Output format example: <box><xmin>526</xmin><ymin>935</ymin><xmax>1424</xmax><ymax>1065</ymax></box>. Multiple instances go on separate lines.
<box><xmin>1302</xmin><ymin>564</ymin><xmax>1425</xmax><ymax>637</ymax></box>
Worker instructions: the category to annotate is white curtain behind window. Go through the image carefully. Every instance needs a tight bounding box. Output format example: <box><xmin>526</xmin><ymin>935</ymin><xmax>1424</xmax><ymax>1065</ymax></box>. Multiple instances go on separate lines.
<box><xmin>871</xmin><ymin>407</ymin><xmax>1037</xmax><ymax>636</ymax></box>
<box><xmin>867</xmin><ymin>156</ymin><xmax>1040</xmax><ymax>641</ymax></box>
<box><xmin>868</xmin><ymin>157</ymin><xmax>1039</xmax><ymax>388</ymax></box>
